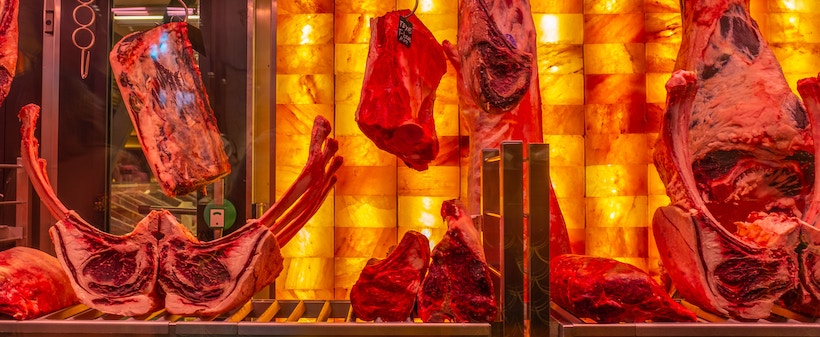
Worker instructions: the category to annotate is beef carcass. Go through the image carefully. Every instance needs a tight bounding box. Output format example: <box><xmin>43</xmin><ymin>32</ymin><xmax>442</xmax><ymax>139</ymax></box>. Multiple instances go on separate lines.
<box><xmin>355</xmin><ymin>10</ymin><xmax>446</xmax><ymax>171</ymax></box>
<box><xmin>653</xmin><ymin>0</ymin><xmax>820</xmax><ymax>319</ymax></box>
<box><xmin>550</xmin><ymin>254</ymin><xmax>697</xmax><ymax>323</ymax></box>
<box><xmin>417</xmin><ymin>199</ymin><xmax>496</xmax><ymax>323</ymax></box>
<box><xmin>0</xmin><ymin>247</ymin><xmax>78</xmax><ymax>320</ymax></box>
<box><xmin>110</xmin><ymin>21</ymin><xmax>230</xmax><ymax>197</ymax></box>
<box><xmin>0</xmin><ymin>0</ymin><xmax>17</xmax><ymax>107</ymax></box>
<box><xmin>20</xmin><ymin>104</ymin><xmax>342</xmax><ymax>317</ymax></box>
<box><xmin>350</xmin><ymin>230</ymin><xmax>430</xmax><ymax>322</ymax></box>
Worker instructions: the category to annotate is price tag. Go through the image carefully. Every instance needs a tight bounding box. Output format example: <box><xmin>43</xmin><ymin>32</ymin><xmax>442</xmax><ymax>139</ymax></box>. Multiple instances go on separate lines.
<box><xmin>204</xmin><ymin>199</ymin><xmax>237</xmax><ymax>229</ymax></box>
<box><xmin>398</xmin><ymin>16</ymin><xmax>413</xmax><ymax>47</ymax></box>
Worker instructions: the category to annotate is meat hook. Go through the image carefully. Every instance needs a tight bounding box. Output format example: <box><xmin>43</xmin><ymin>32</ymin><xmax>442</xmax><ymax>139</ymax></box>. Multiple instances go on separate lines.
<box><xmin>402</xmin><ymin>0</ymin><xmax>419</xmax><ymax>18</ymax></box>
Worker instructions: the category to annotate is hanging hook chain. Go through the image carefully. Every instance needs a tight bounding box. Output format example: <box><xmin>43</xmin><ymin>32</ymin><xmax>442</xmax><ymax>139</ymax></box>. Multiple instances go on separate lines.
<box><xmin>175</xmin><ymin>0</ymin><xmax>189</xmax><ymax>23</ymax></box>
<box><xmin>403</xmin><ymin>0</ymin><xmax>419</xmax><ymax>18</ymax></box>
<box><xmin>72</xmin><ymin>0</ymin><xmax>95</xmax><ymax>79</ymax></box>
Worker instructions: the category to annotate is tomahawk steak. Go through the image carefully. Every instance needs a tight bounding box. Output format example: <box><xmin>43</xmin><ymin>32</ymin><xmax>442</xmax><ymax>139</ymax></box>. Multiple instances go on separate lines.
<box><xmin>350</xmin><ymin>230</ymin><xmax>430</xmax><ymax>322</ymax></box>
<box><xmin>417</xmin><ymin>200</ymin><xmax>496</xmax><ymax>323</ymax></box>
<box><xmin>551</xmin><ymin>254</ymin><xmax>697</xmax><ymax>323</ymax></box>
<box><xmin>0</xmin><ymin>247</ymin><xmax>78</xmax><ymax>320</ymax></box>
<box><xmin>653</xmin><ymin>0</ymin><xmax>820</xmax><ymax>319</ymax></box>
<box><xmin>110</xmin><ymin>21</ymin><xmax>230</xmax><ymax>197</ymax></box>
<box><xmin>355</xmin><ymin>10</ymin><xmax>446</xmax><ymax>171</ymax></box>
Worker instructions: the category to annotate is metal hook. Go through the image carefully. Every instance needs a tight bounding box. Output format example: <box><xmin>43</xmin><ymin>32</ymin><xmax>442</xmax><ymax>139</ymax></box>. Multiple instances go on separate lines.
<box><xmin>403</xmin><ymin>0</ymin><xmax>419</xmax><ymax>18</ymax></box>
<box><xmin>170</xmin><ymin>0</ymin><xmax>189</xmax><ymax>23</ymax></box>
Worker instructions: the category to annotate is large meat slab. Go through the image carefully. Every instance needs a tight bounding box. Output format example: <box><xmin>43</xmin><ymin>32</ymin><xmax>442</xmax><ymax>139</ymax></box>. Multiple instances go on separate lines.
<box><xmin>0</xmin><ymin>247</ymin><xmax>78</xmax><ymax>320</ymax></box>
<box><xmin>0</xmin><ymin>0</ymin><xmax>17</xmax><ymax>107</ymax></box>
<box><xmin>110</xmin><ymin>22</ymin><xmax>230</xmax><ymax>197</ymax></box>
<box><xmin>355</xmin><ymin>10</ymin><xmax>446</xmax><ymax>171</ymax></box>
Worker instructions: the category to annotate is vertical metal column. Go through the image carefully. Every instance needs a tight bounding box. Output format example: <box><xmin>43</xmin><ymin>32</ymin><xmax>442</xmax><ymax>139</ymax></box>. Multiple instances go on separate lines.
<box><xmin>481</xmin><ymin>149</ymin><xmax>502</xmax><ymax>325</ymax></box>
<box><xmin>500</xmin><ymin>142</ymin><xmax>525</xmax><ymax>337</ymax></box>
<box><xmin>15</xmin><ymin>158</ymin><xmax>29</xmax><ymax>247</ymax></box>
<box><xmin>39</xmin><ymin>0</ymin><xmax>61</xmax><ymax>253</ymax></box>
<box><xmin>527</xmin><ymin>144</ymin><xmax>550</xmax><ymax>336</ymax></box>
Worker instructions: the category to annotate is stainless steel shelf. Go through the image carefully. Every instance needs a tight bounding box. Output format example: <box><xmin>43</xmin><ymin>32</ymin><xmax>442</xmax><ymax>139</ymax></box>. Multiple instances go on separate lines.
<box><xmin>0</xmin><ymin>300</ymin><xmax>492</xmax><ymax>337</ymax></box>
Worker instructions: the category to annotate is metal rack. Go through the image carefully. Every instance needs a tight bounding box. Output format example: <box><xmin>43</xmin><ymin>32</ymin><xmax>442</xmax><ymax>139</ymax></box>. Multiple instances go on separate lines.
<box><xmin>0</xmin><ymin>158</ymin><xmax>28</xmax><ymax>246</ymax></box>
<box><xmin>0</xmin><ymin>300</ymin><xmax>492</xmax><ymax>337</ymax></box>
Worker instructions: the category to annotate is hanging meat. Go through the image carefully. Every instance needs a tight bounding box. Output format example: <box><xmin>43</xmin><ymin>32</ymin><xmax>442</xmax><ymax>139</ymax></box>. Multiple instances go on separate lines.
<box><xmin>417</xmin><ymin>199</ymin><xmax>496</xmax><ymax>323</ymax></box>
<box><xmin>0</xmin><ymin>0</ymin><xmax>17</xmax><ymax>107</ymax></box>
<box><xmin>20</xmin><ymin>104</ymin><xmax>342</xmax><ymax>317</ymax></box>
<box><xmin>110</xmin><ymin>21</ymin><xmax>230</xmax><ymax>197</ymax></box>
<box><xmin>0</xmin><ymin>247</ymin><xmax>78</xmax><ymax>320</ymax></box>
<box><xmin>550</xmin><ymin>254</ymin><xmax>697</xmax><ymax>323</ymax></box>
<box><xmin>442</xmin><ymin>0</ymin><xmax>560</xmax><ymax>223</ymax></box>
<box><xmin>355</xmin><ymin>10</ymin><xmax>446</xmax><ymax>171</ymax></box>
<box><xmin>653</xmin><ymin>0</ymin><xmax>820</xmax><ymax>319</ymax></box>
<box><xmin>350</xmin><ymin>230</ymin><xmax>430</xmax><ymax>322</ymax></box>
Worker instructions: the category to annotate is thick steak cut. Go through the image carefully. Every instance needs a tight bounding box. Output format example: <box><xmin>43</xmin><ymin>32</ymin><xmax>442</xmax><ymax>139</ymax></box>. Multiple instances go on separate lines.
<box><xmin>355</xmin><ymin>10</ymin><xmax>446</xmax><ymax>171</ymax></box>
<box><xmin>350</xmin><ymin>230</ymin><xmax>430</xmax><ymax>321</ymax></box>
<box><xmin>418</xmin><ymin>200</ymin><xmax>496</xmax><ymax>323</ymax></box>
<box><xmin>110</xmin><ymin>21</ymin><xmax>230</xmax><ymax>196</ymax></box>
<box><xmin>0</xmin><ymin>0</ymin><xmax>17</xmax><ymax>107</ymax></box>
<box><xmin>653</xmin><ymin>0</ymin><xmax>820</xmax><ymax>319</ymax></box>
<box><xmin>159</xmin><ymin>213</ymin><xmax>282</xmax><ymax>316</ymax></box>
<box><xmin>0</xmin><ymin>247</ymin><xmax>78</xmax><ymax>320</ymax></box>
<box><xmin>550</xmin><ymin>254</ymin><xmax>697</xmax><ymax>323</ymax></box>
<box><xmin>49</xmin><ymin>213</ymin><xmax>162</xmax><ymax>316</ymax></box>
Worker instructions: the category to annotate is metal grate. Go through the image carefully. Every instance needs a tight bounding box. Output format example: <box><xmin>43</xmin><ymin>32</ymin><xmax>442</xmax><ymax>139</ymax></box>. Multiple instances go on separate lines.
<box><xmin>551</xmin><ymin>301</ymin><xmax>820</xmax><ymax>337</ymax></box>
<box><xmin>0</xmin><ymin>300</ymin><xmax>492</xmax><ymax>337</ymax></box>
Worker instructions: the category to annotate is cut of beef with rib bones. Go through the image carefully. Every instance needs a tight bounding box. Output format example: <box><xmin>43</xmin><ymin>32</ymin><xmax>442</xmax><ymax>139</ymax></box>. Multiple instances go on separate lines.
<box><xmin>0</xmin><ymin>0</ymin><xmax>17</xmax><ymax>107</ymax></box>
<box><xmin>0</xmin><ymin>247</ymin><xmax>79</xmax><ymax>320</ymax></box>
<box><xmin>350</xmin><ymin>230</ymin><xmax>430</xmax><ymax>322</ymax></box>
<box><xmin>110</xmin><ymin>21</ymin><xmax>230</xmax><ymax>197</ymax></box>
<box><xmin>550</xmin><ymin>254</ymin><xmax>697</xmax><ymax>323</ymax></box>
<box><xmin>417</xmin><ymin>199</ymin><xmax>496</xmax><ymax>323</ymax></box>
<box><xmin>653</xmin><ymin>0</ymin><xmax>820</xmax><ymax>319</ymax></box>
<box><xmin>20</xmin><ymin>104</ymin><xmax>342</xmax><ymax>317</ymax></box>
<box><xmin>355</xmin><ymin>10</ymin><xmax>446</xmax><ymax>171</ymax></box>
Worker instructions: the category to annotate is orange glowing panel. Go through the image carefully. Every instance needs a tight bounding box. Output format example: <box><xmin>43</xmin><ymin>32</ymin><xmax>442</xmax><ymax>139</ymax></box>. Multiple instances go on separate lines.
<box><xmin>334</xmin><ymin>166</ymin><xmax>398</xmax><ymax>196</ymax></box>
<box><xmin>766</xmin><ymin>13</ymin><xmax>820</xmax><ymax>43</ymax></box>
<box><xmin>277</xmin><ymin>14</ymin><xmax>334</xmax><ymax>45</ymax></box>
<box><xmin>532</xmin><ymin>0</ymin><xmax>582</xmax><ymax>13</ymax></box>
<box><xmin>644</xmin><ymin>13</ymin><xmax>682</xmax><ymax>44</ymax></box>
<box><xmin>335</xmin><ymin>135</ymin><xmax>395</xmax><ymax>166</ymax></box>
<box><xmin>277</xmin><ymin>45</ymin><xmax>334</xmax><ymax>74</ymax></box>
<box><xmin>278</xmin><ymin>0</ymin><xmax>333</xmax><ymax>14</ymax></box>
<box><xmin>334</xmin><ymin>43</ymin><xmax>369</xmax><ymax>74</ymax></box>
<box><xmin>538</xmin><ymin>45</ymin><xmax>583</xmax><ymax>76</ymax></box>
<box><xmin>335</xmin><ymin>227</ymin><xmax>397</xmax><ymax>258</ymax></box>
<box><xmin>335</xmin><ymin>73</ymin><xmax>364</xmax><ymax>105</ymax></box>
<box><xmin>435</xmin><ymin>104</ymin><xmax>460</xmax><ymax>136</ymax></box>
<box><xmin>644</xmin><ymin>0</ymin><xmax>680</xmax><ymax>13</ymax></box>
<box><xmin>334</xmin><ymin>14</ymin><xmax>375</xmax><ymax>44</ymax></box>
<box><xmin>275</xmin><ymin>104</ymin><xmax>334</xmax><ymax>133</ymax></box>
<box><xmin>540</xmin><ymin>74</ymin><xmax>585</xmax><ymax>105</ymax></box>
<box><xmin>280</xmin><ymin>224</ymin><xmax>335</xmax><ymax>258</ymax></box>
<box><xmin>585</xmin><ymin>134</ymin><xmax>649</xmax><ymax>165</ymax></box>
<box><xmin>585</xmin><ymin>164</ymin><xmax>648</xmax><ymax>197</ymax></box>
<box><xmin>584</xmin><ymin>0</ymin><xmax>642</xmax><ymax>14</ymax></box>
<box><xmin>612</xmin><ymin>257</ymin><xmax>649</xmax><ymax>272</ymax></box>
<box><xmin>335</xmin><ymin>257</ymin><xmax>370</xmax><ymax>299</ymax></box>
<box><xmin>646</xmin><ymin>43</ymin><xmax>678</xmax><ymax>72</ymax></box>
<box><xmin>411</xmin><ymin>14</ymin><xmax>458</xmax><ymax>43</ymax></box>
<box><xmin>275</xmin><ymin>74</ymin><xmax>334</xmax><ymax>104</ymax></box>
<box><xmin>336</xmin><ymin>1</ymin><xmax>393</xmax><ymax>15</ymax></box>
<box><xmin>542</xmin><ymin>105</ymin><xmax>584</xmax><ymax>135</ymax></box>
<box><xmin>534</xmin><ymin>14</ymin><xmax>585</xmax><ymax>44</ymax></box>
<box><xmin>585</xmin><ymin>226</ymin><xmax>649</xmax><ymax>257</ymax></box>
<box><xmin>585</xmin><ymin>74</ymin><xmax>646</xmax><ymax>104</ymax></box>
<box><xmin>584</xmin><ymin>43</ymin><xmax>646</xmax><ymax>74</ymax></box>
<box><xmin>335</xmin><ymin>195</ymin><xmax>398</xmax><ymax>228</ymax></box>
<box><xmin>543</xmin><ymin>135</ymin><xmax>584</xmax><ymax>167</ymax></box>
<box><xmin>586</xmin><ymin>196</ymin><xmax>649</xmax><ymax>228</ymax></box>
<box><xmin>278</xmin><ymin>258</ymin><xmax>334</xmax><ymax>295</ymax></box>
<box><xmin>333</xmin><ymin>104</ymin><xmax>363</xmax><ymax>136</ymax></box>
<box><xmin>771</xmin><ymin>44</ymin><xmax>820</xmax><ymax>73</ymax></box>
<box><xmin>646</xmin><ymin>73</ymin><xmax>672</xmax><ymax>104</ymax></box>
<box><xmin>397</xmin><ymin>167</ymin><xmax>460</xmax><ymax>196</ymax></box>
<box><xmin>550</xmin><ymin>166</ymin><xmax>584</xmax><ymax>199</ymax></box>
<box><xmin>396</xmin><ymin>0</ymin><xmax>457</xmax><ymax>14</ymax></box>
<box><xmin>648</xmin><ymin>195</ymin><xmax>671</xmax><ymax>224</ymax></box>
<box><xmin>584</xmin><ymin>14</ymin><xmax>645</xmax><ymax>43</ymax></box>
<box><xmin>767</xmin><ymin>0</ymin><xmax>819</xmax><ymax>12</ymax></box>
<box><xmin>585</xmin><ymin>102</ymin><xmax>648</xmax><ymax>134</ymax></box>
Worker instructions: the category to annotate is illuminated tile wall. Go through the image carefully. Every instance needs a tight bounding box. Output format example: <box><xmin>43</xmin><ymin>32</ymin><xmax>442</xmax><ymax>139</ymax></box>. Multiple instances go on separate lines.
<box><xmin>273</xmin><ymin>0</ymin><xmax>820</xmax><ymax>299</ymax></box>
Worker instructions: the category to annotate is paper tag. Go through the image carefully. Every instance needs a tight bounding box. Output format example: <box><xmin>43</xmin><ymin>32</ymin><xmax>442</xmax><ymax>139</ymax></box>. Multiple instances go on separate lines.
<box><xmin>398</xmin><ymin>16</ymin><xmax>413</xmax><ymax>47</ymax></box>
<box><xmin>209</xmin><ymin>208</ymin><xmax>225</xmax><ymax>228</ymax></box>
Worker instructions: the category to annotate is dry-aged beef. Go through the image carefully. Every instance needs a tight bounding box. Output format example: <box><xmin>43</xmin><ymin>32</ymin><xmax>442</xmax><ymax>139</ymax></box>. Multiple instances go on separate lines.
<box><xmin>550</xmin><ymin>254</ymin><xmax>697</xmax><ymax>323</ymax></box>
<box><xmin>443</xmin><ymin>0</ymin><xmax>545</xmax><ymax>215</ymax></box>
<box><xmin>110</xmin><ymin>22</ymin><xmax>230</xmax><ymax>197</ymax></box>
<box><xmin>417</xmin><ymin>200</ymin><xmax>496</xmax><ymax>323</ymax></box>
<box><xmin>652</xmin><ymin>0</ymin><xmax>820</xmax><ymax>319</ymax></box>
<box><xmin>0</xmin><ymin>0</ymin><xmax>17</xmax><ymax>106</ymax></box>
<box><xmin>350</xmin><ymin>230</ymin><xmax>430</xmax><ymax>322</ymax></box>
<box><xmin>0</xmin><ymin>247</ymin><xmax>78</xmax><ymax>320</ymax></box>
<box><xmin>355</xmin><ymin>10</ymin><xmax>446</xmax><ymax>171</ymax></box>
<box><xmin>20</xmin><ymin>104</ymin><xmax>341</xmax><ymax>317</ymax></box>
